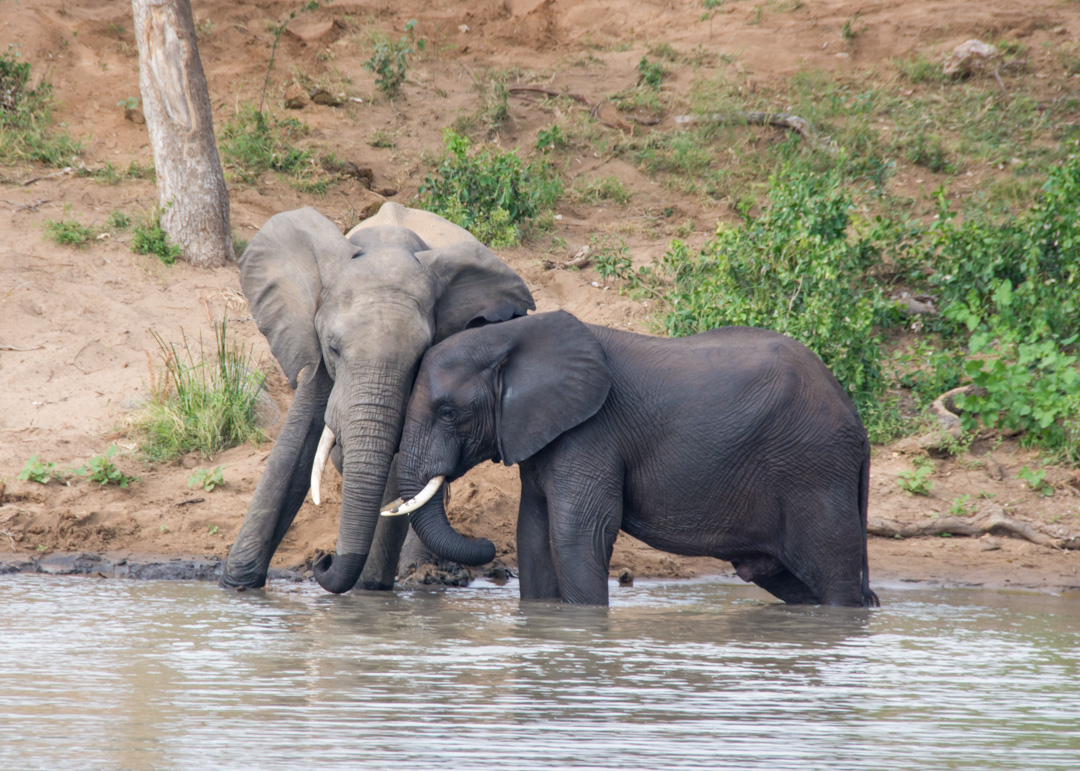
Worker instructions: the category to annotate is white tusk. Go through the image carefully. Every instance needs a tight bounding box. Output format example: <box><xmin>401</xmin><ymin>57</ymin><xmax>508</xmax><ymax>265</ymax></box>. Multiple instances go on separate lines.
<box><xmin>380</xmin><ymin>476</ymin><xmax>445</xmax><ymax>516</ymax></box>
<box><xmin>310</xmin><ymin>426</ymin><xmax>336</xmax><ymax>505</ymax></box>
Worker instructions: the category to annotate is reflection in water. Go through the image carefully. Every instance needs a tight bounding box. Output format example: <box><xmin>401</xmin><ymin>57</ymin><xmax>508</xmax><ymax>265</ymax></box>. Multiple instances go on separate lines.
<box><xmin>1</xmin><ymin>575</ymin><xmax>1078</xmax><ymax>770</ymax></box>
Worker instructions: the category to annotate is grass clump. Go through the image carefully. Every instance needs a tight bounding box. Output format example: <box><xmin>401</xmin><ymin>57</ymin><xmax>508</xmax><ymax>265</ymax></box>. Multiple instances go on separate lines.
<box><xmin>418</xmin><ymin>129</ymin><xmax>562</xmax><ymax>247</ymax></box>
<box><xmin>0</xmin><ymin>50</ymin><xmax>81</xmax><ymax>166</ymax></box>
<box><xmin>136</xmin><ymin>318</ymin><xmax>265</xmax><ymax>463</ymax></box>
<box><xmin>131</xmin><ymin>209</ymin><xmax>182</xmax><ymax>264</ymax></box>
<box><xmin>43</xmin><ymin>216</ymin><xmax>94</xmax><ymax>247</ymax></box>
<box><xmin>219</xmin><ymin>104</ymin><xmax>321</xmax><ymax>188</ymax></box>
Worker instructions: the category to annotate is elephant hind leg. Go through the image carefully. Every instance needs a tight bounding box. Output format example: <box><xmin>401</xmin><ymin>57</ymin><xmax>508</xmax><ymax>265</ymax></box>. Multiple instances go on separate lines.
<box><xmin>734</xmin><ymin>557</ymin><xmax>822</xmax><ymax>605</ymax></box>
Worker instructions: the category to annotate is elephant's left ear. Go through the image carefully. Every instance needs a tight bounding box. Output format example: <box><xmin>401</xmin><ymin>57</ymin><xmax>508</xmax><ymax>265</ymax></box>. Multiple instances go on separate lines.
<box><xmin>416</xmin><ymin>241</ymin><xmax>535</xmax><ymax>344</ymax></box>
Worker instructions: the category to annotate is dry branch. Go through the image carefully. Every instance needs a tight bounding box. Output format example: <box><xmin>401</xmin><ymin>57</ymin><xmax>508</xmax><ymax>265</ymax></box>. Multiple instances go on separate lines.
<box><xmin>868</xmin><ymin>508</ymin><xmax>1075</xmax><ymax>549</ymax></box>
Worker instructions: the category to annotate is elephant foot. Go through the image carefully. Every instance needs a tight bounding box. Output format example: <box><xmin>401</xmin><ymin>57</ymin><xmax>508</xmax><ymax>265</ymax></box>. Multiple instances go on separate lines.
<box><xmin>219</xmin><ymin>561</ymin><xmax>268</xmax><ymax>590</ymax></box>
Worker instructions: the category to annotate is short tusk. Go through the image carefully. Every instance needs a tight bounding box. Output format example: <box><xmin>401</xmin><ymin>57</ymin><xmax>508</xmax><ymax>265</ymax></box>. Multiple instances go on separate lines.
<box><xmin>310</xmin><ymin>426</ymin><xmax>335</xmax><ymax>505</ymax></box>
<box><xmin>380</xmin><ymin>476</ymin><xmax>445</xmax><ymax>516</ymax></box>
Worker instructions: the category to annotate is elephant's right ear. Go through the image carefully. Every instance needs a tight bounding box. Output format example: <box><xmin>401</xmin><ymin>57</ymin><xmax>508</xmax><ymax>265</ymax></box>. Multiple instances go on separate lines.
<box><xmin>494</xmin><ymin>311</ymin><xmax>611</xmax><ymax>466</ymax></box>
<box><xmin>415</xmin><ymin>240</ymin><xmax>536</xmax><ymax>344</ymax></box>
<box><xmin>239</xmin><ymin>207</ymin><xmax>358</xmax><ymax>388</ymax></box>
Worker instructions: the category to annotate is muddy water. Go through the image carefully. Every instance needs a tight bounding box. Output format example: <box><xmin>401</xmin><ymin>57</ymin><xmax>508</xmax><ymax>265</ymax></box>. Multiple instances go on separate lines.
<box><xmin>1</xmin><ymin>576</ymin><xmax>1078</xmax><ymax>770</ymax></box>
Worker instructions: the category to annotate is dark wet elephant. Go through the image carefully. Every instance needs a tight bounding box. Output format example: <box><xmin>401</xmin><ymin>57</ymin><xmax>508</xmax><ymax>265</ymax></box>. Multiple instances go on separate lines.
<box><xmin>386</xmin><ymin>311</ymin><xmax>878</xmax><ymax>607</ymax></box>
<box><xmin>221</xmin><ymin>203</ymin><xmax>534</xmax><ymax>593</ymax></box>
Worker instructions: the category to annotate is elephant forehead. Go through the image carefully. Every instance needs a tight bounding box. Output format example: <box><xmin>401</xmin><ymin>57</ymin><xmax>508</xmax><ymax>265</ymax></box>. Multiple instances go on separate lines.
<box><xmin>347</xmin><ymin>224</ymin><xmax>430</xmax><ymax>253</ymax></box>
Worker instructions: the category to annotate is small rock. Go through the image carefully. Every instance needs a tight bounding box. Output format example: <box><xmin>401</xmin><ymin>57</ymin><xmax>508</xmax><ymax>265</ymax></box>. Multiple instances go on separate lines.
<box><xmin>979</xmin><ymin>535</ymin><xmax>1002</xmax><ymax>551</ymax></box>
<box><xmin>374</xmin><ymin>186</ymin><xmax>398</xmax><ymax>197</ymax></box>
<box><xmin>124</xmin><ymin>107</ymin><xmax>145</xmax><ymax>124</ymax></box>
<box><xmin>283</xmin><ymin>84</ymin><xmax>306</xmax><ymax>110</ymax></box>
<box><xmin>943</xmin><ymin>39</ymin><xmax>998</xmax><ymax>78</ymax></box>
<box><xmin>617</xmin><ymin>567</ymin><xmax>634</xmax><ymax>586</ymax></box>
<box><xmin>310</xmin><ymin>88</ymin><xmax>343</xmax><ymax>107</ymax></box>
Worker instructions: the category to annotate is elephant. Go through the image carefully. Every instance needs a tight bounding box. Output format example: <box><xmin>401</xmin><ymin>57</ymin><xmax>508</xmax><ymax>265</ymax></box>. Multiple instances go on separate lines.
<box><xmin>384</xmin><ymin>310</ymin><xmax>879</xmax><ymax>607</ymax></box>
<box><xmin>221</xmin><ymin>203</ymin><xmax>535</xmax><ymax>593</ymax></box>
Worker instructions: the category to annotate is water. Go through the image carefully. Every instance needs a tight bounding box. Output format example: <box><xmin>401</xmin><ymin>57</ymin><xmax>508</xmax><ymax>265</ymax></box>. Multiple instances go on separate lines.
<box><xmin>1</xmin><ymin>575</ymin><xmax>1078</xmax><ymax>770</ymax></box>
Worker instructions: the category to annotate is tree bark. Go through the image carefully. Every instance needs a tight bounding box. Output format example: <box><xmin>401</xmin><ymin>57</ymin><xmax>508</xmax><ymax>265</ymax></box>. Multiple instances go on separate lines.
<box><xmin>132</xmin><ymin>0</ymin><xmax>234</xmax><ymax>268</ymax></box>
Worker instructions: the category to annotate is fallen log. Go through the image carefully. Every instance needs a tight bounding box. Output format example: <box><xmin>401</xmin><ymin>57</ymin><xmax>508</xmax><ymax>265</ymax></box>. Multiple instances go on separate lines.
<box><xmin>868</xmin><ymin>509</ymin><xmax>1076</xmax><ymax>549</ymax></box>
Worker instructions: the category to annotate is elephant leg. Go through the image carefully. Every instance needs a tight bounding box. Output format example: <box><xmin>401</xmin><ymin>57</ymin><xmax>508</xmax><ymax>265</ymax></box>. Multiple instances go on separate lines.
<box><xmin>223</xmin><ymin>364</ymin><xmax>332</xmax><ymax>588</ymax></box>
<box><xmin>545</xmin><ymin>469</ymin><xmax>623</xmax><ymax>606</ymax></box>
<box><xmin>746</xmin><ymin>565</ymin><xmax>821</xmax><ymax>605</ymax></box>
<box><xmin>517</xmin><ymin>470</ymin><xmax>560</xmax><ymax>601</ymax></box>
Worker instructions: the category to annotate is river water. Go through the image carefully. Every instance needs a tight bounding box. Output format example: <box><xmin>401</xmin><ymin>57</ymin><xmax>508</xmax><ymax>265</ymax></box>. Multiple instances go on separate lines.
<box><xmin>1</xmin><ymin>574</ymin><xmax>1078</xmax><ymax>770</ymax></box>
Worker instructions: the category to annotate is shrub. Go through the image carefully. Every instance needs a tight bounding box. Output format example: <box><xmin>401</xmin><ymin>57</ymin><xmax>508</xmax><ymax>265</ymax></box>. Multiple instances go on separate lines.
<box><xmin>365</xmin><ymin>20</ymin><xmax>425</xmax><ymax>98</ymax></box>
<box><xmin>649</xmin><ymin>169</ymin><xmax>886</xmax><ymax>417</ymax></box>
<box><xmin>136</xmin><ymin>319</ymin><xmax>265</xmax><ymax>462</ymax></box>
<box><xmin>417</xmin><ymin>129</ymin><xmax>562</xmax><ymax>247</ymax></box>
<box><xmin>132</xmin><ymin>209</ymin><xmax>181</xmax><ymax>264</ymax></box>
<box><xmin>43</xmin><ymin>217</ymin><xmax>94</xmax><ymax>247</ymax></box>
<box><xmin>0</xmin><ymin>51</ymin><xmax>81</xmax><ymax>165</ymax></box>
<box><xmin>219</xmin><ymin>104</ymin><xmax>313</xmax><ymax>184</ymax></box>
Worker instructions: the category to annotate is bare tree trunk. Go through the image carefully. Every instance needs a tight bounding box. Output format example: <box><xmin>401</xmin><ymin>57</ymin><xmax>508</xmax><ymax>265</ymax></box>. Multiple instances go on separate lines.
<box><xmin>132</xmin><ymin>0</ymin><xmax>234</xmax><ymax>268</ymax></box>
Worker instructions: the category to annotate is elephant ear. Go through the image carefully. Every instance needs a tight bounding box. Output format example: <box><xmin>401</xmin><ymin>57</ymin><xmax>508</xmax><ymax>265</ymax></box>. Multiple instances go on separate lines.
<box><xmin>416</xmin><ymin>240</ymin><xmax>536</xmax><ymax>344</ymax></box>
<box><xmin>493</xmin><ymin>311</ymin><xmax>611</xmax><ymax>466</ymax></box>
<box><xmin>239</xmin><ymin>207</ymin><xmax>358</xmax><ymax>388</ymax></box>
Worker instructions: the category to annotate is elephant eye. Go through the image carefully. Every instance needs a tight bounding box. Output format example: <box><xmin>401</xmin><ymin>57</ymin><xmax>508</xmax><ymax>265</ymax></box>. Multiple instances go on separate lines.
<box><xmin>327</xmin><ymin>341</ymin><xmax>340</xmax><ymax>358</ymax></box>
<box><xmin>437</xmin><ymin>403</ymin><xmax>457</xmax><ymax>423</ymax></box>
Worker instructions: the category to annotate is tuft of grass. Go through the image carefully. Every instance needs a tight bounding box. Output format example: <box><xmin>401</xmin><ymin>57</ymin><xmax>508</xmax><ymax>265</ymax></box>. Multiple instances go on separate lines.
<box><xmin>43</xmin><ymin>216</ymin><xmax>94</xmax><ymax>247</ymax></box>
<box><xmin>219</xmin><ymin>103</ymin><xmax>322</xmax><ymax>187</ymax></box>
<box><xmin>0</xmin><ymin>51</ymin><xmax>82</xmax><ymax>166</ymax></box>
<box><xmin>135</xmin><ymin>318</ymin><xmax>265</xmax><ymax>463</ymax></box>
<box><xmin>131</xmin><ymin>209</ymin><xmax>182</xmax><ymax>264</ymax></box>
<box><xmin>572</xmin><ymin>175</ymin><xmax>632</xmax><ymax>205</ymax></box>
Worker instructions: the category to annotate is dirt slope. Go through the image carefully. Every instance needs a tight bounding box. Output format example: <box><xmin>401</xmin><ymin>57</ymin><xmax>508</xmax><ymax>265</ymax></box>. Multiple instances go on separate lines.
<box><xmin>1</xmin><ymin>0</ymin><xmax>1078</xmax><ymax>594</ymax></box>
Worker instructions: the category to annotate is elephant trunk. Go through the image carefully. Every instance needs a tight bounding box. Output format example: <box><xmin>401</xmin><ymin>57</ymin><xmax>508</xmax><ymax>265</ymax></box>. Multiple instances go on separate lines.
<box><xmin>312</xmin><ymin>369</ymin><xmax>411</xmax><ymax>594</ymax></box>
<box><xmin>406</xmin><ymin>483</ymin><xmax>496</xmax><ymax>567</ymax></box>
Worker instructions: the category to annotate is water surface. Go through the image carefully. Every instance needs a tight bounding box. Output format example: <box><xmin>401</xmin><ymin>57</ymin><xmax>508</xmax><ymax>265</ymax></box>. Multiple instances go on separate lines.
<box><xmin>1</xmin><ymin>575</ymin><xmax>1078</xmax><ymax>770</ymax></box>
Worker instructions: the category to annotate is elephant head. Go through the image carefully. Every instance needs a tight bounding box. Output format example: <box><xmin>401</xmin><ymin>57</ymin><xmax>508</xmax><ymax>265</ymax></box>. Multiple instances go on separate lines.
<box><xmin>222</xmin><ymin>203</ymin><xmax>534</xmax><ymax>593</ymax></box>
<box><xmin>385</xmin><ymin>311</ymin><xmax>611</xmax><ymax>565</ymax></box>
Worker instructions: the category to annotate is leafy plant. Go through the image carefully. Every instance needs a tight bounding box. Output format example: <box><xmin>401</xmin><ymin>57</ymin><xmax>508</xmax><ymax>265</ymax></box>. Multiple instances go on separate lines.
<box><xmin>536</xmin><ymin>125</ymin><xmax>567</xmax><ymax>153</ymax></box>
<box><xmin>0</xmin><ymin>50</ymin><xmax>81</xmax><ymax>165</ymax></box>
<box><xmin>947</xmin><ymin>494</ymin><xmax>976</xmax><ymax>516</ymax></box>
<box><xmin>897</xmin><ymin>458</ymin><xmax>934</xmax><ymax>496</ymax></box>
<box><xmin>189</xmin><ymin>466</ymin><xmax>226</xmax><ymax>491</ymax></box>
<box><xmin>43</xmin><ymin>216</ymin><xmax>94</xmax><ymax>247</ymax></box>
<box><xmin>136</xmin><ymin>318</ymin><xmax>265</xmax><ymax>463</ymax></box>
<box><xmin>1018</xmin><ymin>465</ymin><xmax>1054</xmax><ymax>497</ymax></box>
<box><xmin>17</xmin><ymin>455</ymin><xmax>60</xmax><ymax>484</ymax></box>
<box><xmin>72</xmin><ymin>445</ymin><xmax>139</xmax><ymax>488</ymax></box>
<box><xmin>208</xmin><ymin>525</ymin><xmax>220</xmax><ymax>536</ymax></box>
<box><xmin>132</xmin><ymin>209</ymin><xmax>182</xmax><ymax>264</ymax></box>
<box><xmin>219</xmin><ymin>104</ymin><xmax>316</xmax><ymax>185</ymax></box>
<box><xmin>365</xmin><ymin>20</ymin><xmax>425</xmax><ymax>98</ymax></box>
<box><xmin>638</xmin><ymin>56</ymin><xmax>667</xmax><ymax>89</ymax></box>
<box><xmin>106</xmin><ymin>210</ymin><xmax>131</xmax><ymax>231</ymax></box>
<box><xmin>418</xmin><ymin>129</ymin><xmax>562</xmax><ymax>247</ymax></box>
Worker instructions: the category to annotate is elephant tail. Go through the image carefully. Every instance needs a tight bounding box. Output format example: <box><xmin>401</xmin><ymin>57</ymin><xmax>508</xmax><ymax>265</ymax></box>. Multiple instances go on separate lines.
<box><xmin>858</xmin><ymin>453</ymin><xmax>880</xmax><ymax>608</ymax></box>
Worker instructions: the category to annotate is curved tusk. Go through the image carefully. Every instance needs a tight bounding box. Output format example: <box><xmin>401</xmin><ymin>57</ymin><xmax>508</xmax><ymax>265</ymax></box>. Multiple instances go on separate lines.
<box><xmin>380</xmin><ymin>476</ymin><xmax>445</xmax><ymax>516</ymax></box>
<box><xmin>310</xmin><ymin>426</ymin><xmax>336</xmax><ymax>506</ymax></box>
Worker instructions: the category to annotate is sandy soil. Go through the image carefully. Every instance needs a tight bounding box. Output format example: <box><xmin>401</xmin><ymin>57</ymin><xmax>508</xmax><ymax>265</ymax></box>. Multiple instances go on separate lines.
<box><xmin>2</xmin><ymin>0</ymin><xmax>1079</xmax><ymax>595</ymax></box>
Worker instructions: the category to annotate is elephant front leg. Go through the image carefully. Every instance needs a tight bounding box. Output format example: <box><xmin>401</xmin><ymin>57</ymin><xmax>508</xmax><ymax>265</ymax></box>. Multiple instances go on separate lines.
<box><xmin>544</xmin><ymin>470</ymin><xmax>623</xmax><ymax>606</ymax></box>
<box><xmin>516</xmin><ymin>469</ymin><xmax>560</xmax><ymax>601</ymax></box>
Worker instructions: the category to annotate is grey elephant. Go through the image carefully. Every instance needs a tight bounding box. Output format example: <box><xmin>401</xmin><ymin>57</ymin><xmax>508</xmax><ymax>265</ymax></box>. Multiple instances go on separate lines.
<box><xmin>221</xmin><ymin>203</ymin><xmax>534</xmax><ymax>593</ymax></box>
<box><xmin>384</xmin><ymin>310</ymin><xmax>878</xmax><ymax>607</ymax></box>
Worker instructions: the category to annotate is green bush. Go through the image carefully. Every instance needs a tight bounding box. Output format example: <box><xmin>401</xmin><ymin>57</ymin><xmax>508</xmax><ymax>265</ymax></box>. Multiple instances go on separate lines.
<box><xmin>418</xmin><ymin>129</ymin><xmax>562</xmax><ymax>247</ymax></box>
<box><xmin>43</xmin><ymin>217</ymin><xmax>94</xmax><ymax>247</ymax></box>
<box><xmin>136</xmin><ymin>319</ymin><xmax>265</xmax><ymax>462</ymax></box>
<box><xmin>365</xmin><ymin>20</ymin><xmax>425</xmax><ymax>98</ymax></box>
<box><xmin>651</xmin><ymin>169</ymin><xmax>886</xmax><ymax>416</ymax></box>
<box><xmin>0</xmin><ymin>51</ymin><xmax>81</xmax><ymax>165</ymax></box>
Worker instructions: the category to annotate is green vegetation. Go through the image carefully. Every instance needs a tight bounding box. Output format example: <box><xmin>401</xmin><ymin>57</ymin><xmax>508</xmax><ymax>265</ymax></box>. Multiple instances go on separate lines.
<box><xmin>131</xmin><ymin>209</ymin><xmax>182</xmax><ymax>264</ymax></box>
<box><xmin>17</xmin><ymin>456</ymin><xmax>61</xmax><ymax>484</ymax></box>
<box><xmin>572</xmin><ymin>175</ymin><xmax>632</xmax><ymax>205</ymax></box>
<box><xmin>135</xmin><ymin>319</ymin><xmax>265</xmax><ymax>463</ymax></box>
<box><xmin>1018</xmin><ymin>466</ymin><xmax>1054</xmax><ymax>497</ymax></box>
<box><xmin>365</xmin><ymin>19</ymin><xmax>425</xmax><ymax>98</ymax></box>
<box><xmin>43</xmin><ymin>216</ymin><xmax>94</xmax><ymax>247</ymax></box>
<box><xmin>418</xmin><ymin>129</ymin><xmax>562</xmax><ymax>247</ymax></box>
<box><xmin>897</xmin><ymin>458</ymin><xmax>934</xmax><ymax>496</ymax></box>
<box><xmin>0</xmin><ymin>50</ymin><xmax>81</xmax><ymax>165</ymax></box>
<box><xmin>71</xmin><ymin>445</ymin><xmax>139</xmax><ymax>488</ymax></box>
<box><xmin>219</xmin><ymin>104</ymin><xmax>327</xmax><ymax>191</ymax></box>
<box><xmin>188</xmin><ymin>466</ymin><xmax>226</xmax><ymax>492</ymax></box>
